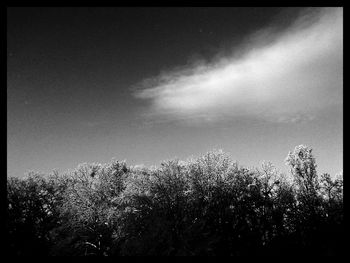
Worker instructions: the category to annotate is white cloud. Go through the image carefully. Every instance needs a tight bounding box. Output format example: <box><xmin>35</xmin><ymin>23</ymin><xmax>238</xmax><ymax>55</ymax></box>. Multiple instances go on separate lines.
<box><xmin>134</xmin><ymin>8</ymin><xmax>343</xmax><ymax>124</ymax></box>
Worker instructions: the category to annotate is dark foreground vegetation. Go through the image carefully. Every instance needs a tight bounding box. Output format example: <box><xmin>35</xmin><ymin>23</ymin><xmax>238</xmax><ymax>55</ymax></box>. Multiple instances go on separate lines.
<box><xmin>7</xmin><ymin>145</ymin><xmax>343</xmax><ymax>256</ymax></box>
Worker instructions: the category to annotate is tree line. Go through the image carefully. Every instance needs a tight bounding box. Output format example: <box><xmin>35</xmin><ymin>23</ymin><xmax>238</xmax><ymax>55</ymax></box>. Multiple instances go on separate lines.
<box><xmin>7</xmin><ymin>145</ymin><xmax>343</xmax><ymax>256</ymax></box>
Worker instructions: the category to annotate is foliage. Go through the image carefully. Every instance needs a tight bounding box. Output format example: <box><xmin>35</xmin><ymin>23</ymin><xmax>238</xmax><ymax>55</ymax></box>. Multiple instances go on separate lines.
<box><xmin>7</xmin><ymin>146</ymin><xmax>343</xmax><ymax>256</ymax></box>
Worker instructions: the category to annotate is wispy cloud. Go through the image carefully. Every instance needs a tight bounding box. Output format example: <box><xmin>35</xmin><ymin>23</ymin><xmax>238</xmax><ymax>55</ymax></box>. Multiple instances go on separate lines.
<box><xmin>134</xmin><ymin>8</ymin><xmax>343</xmax><ymax>124</ymax></box>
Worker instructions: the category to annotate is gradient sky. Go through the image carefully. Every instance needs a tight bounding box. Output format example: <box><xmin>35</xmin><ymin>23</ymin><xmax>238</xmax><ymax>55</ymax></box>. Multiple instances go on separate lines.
<box><xmin>7</xmin><ymin>7</ymin><xmax>343</xmax><ymax>178</ymax></box>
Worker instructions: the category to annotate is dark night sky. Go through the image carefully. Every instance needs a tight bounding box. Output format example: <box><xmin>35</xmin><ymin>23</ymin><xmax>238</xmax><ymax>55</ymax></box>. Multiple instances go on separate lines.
<box><xmin>7</xmin><ymin>7</ymin><xmax>343</xmax><ymax>178</ymax></box>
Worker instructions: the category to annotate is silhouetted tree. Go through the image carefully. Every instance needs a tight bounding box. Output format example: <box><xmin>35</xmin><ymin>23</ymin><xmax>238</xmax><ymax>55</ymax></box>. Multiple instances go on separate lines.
<box><xmin>7</xmin><ymin>146</ymin><xmax>343</xmax><ymax>256</ymax></box>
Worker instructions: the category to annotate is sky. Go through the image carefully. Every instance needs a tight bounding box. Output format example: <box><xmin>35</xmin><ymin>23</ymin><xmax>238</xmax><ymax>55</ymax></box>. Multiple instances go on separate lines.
<box><xmin>7</xmin><ymin>7</ymin><xmax>343</xmax><ymax>178</ymax></box>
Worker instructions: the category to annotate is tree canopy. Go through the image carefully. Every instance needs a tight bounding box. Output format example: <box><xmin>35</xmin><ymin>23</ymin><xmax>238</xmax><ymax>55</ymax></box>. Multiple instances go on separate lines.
<box><xmin>7</xmin><ymin>146</ymin><xmax>344</xmax><ymax>256</ymax></box>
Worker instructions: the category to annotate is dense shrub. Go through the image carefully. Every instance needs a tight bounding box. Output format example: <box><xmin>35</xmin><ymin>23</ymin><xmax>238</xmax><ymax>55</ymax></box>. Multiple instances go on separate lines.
<box><xmin>6</xmin><ymin>146</ymin><xmax>343</xmax><ymax>256</ymax></box>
